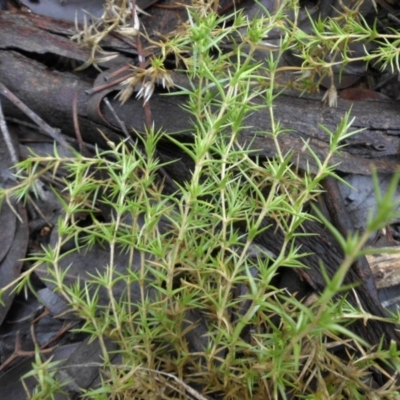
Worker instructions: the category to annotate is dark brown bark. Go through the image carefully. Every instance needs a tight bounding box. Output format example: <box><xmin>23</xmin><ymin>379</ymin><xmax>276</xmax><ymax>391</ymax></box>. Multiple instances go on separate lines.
<box><xmin>2</xmin><ymin>48</ymin><xmax>399</xmax><ymax>174</ymax></box>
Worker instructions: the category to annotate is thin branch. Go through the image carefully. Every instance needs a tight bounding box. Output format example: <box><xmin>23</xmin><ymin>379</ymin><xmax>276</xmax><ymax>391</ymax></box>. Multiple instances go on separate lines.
<box><xmin>85</xmin><ymin>73</ymin><xmax>134</xmax><ymax>95</ymax></box>
<box><xmin>72</xmin><ymin>90</ymin><xmax>88</xmax><ymax>155</ymax></box>
<box><xmin>0</xmin><ymin>82</ymin><xmax>71</xmax><ymax>150</ymax></box>
<box><xmin>0</xmin><ymin>97</ymin><xmax>19</xmax><ymax>165</ymax></box>
<box><xmin>104</xmin><ymin>97</ymin><xmax>134</xmax><ymax>143</ymax></box>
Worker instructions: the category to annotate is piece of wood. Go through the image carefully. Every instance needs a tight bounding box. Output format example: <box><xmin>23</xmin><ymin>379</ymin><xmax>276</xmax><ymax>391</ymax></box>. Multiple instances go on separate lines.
<box><xmin>368</xmin><ymin>252</ymin><xmax>400</xmax><ymax>289</ymax></box>
<box><xmin>1</xmin><ymin>11</ymin><xmax>400</xmax><ymax>175</ymax></box>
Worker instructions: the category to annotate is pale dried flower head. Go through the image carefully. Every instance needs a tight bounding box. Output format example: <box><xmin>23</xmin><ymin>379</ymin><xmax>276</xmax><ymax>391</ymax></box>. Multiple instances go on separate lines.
<box><xmin>117</xmin><ymin>61</ymin><xmax>175</xmax><ymax>104</ymax></box>
<box><xmin>71</xmin><ymin>0</ymin><xmax>148</xmax><ymax>69</ymax></box>
<box><xmin>322</xmin><ymin>84</ymin><xmax>338</xmax><ymax>108</ymax></box>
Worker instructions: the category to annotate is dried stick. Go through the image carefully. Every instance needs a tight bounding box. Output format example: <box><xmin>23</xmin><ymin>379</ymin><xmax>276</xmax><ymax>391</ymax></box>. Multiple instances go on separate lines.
<box><xmin>85</xmin><ymin>73</ymin><xmax>134</xmax><ymax>95</ymax></box>
<box><xmin>0</xmin><ymin>97</ymin><xmax>18</xmax><ymax>165</ymax></box>
<box><xmin>0</xmin><ymin>82</ymin><xmax>71</xmax><ymax>150</ymax></box>
<box><xmin>72</xmin><ymin>91</ymin><xmax>89</xmax><ymax>155</ymax></box>
<box><xmin>104</xmin><ymin>97</ymin><xmax>134</xmax><ymax>143</ymax></box>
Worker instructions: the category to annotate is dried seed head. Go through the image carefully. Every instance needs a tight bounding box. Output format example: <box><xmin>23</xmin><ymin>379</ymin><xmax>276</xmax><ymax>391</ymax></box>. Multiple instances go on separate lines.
<box><xmin>322</xmin><ymin>85</ymin><xmax>338</xmax><ymax>108</ymax></box>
